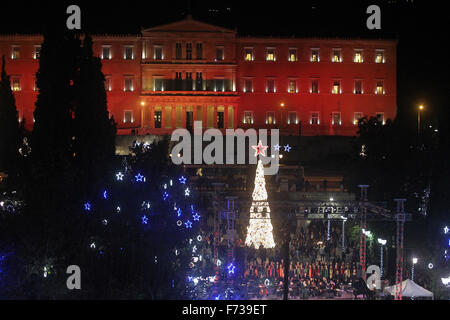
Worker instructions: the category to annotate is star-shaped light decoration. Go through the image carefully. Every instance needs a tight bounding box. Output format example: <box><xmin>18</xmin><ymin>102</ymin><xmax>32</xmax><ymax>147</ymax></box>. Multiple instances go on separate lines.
<box><xmin>251</xmin><ymin>140</ymin><xmax>269</xmax><ymax>157</ymax></box>
<box><xmin>227</xmin><ymin>262</ymin><xmax>236</xmax><ymax>275</ymax></box>
<box><xmin>185</xmin><ymin>188</ymin><xmax>190</xmax><ymax>196</ymax></box>
<box><xmin>84</xmin><ymin>202</ymin><xmax>91</xmax><ymax>211</ymax></box>
<box><xmin>274</xmin><ymin>144</ymin><xmax>281</xmax><ymax>152</ymax></box>
<box><xmin>193</xmin><ymin>212</ymin><xmax>200</xmax><ymax>221</ymax></box>
<box><xmin>179</xmin><ymin>176</ymin><xmax>187</xmax><ymax>184</ymax></box>
<box><xmin>141</xmin><ymin>215</ymin><xmax>148</xmax><ymax>225</ymax></box>
<box><xmin>284</xmin><ymin>144</ymin><xmax>292</xmax><ymax>152</ymax></box>
<box><xmin>116</xmin><ymin>172</ymin><xmax>124</xmax><ymax>181</ymax></box>
<box><xmin>185</xmin><ymin>220</ymin><xmax>193</xmax><ymax>229</ymax></box>
<box><xmin>135</xmin><ymin>173</ymin><xmax>145</xmax><ymax>182</ymax></box>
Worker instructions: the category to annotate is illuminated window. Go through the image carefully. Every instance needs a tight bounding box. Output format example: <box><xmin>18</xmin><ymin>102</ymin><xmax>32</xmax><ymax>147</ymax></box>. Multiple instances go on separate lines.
<box><xmin>311</xmin><ymin>49</ymin><xmax>319</xmax><ymax>62</ymax></box>
<box><xmin>102</xmin><ymin>46</ymin><xmax>111</xmax><ymax>60</ymax></box>
<box><xmin>186</xmin><ymin>43</ymin><xmax>192</xmax><ymax>60</ymax></box>
<box><xmin>376</xmin><ymin>81</ymin><xmax>384</xmax><ymax>95</ymax></box>
<box><xmin>311</xmin><ymin>79</ymin><xmax>319</xmax><ymax>93</ymax></box>
<box><xmin>332</xmin><ymin>81</ymin><xmax>341</xmax><ymax>94</ymax></box>
<box><xmin>243</xmin><ymin>79</ymin><xmax>253</xmax><ymax>93</ymax></box>
<box><xmin>354</xmin><ymin>50</ymin><xmax>363</xmax><ymax>63</ymax></box>
<box><xmin>11</xmin><ymin>46</ymin><xmax>20</xmax><ymax>59</ymax></box>
<box><xmin>266</xmin><ymin>48</ymin><xmax>275</xmax><ymax>61</ymax></box>
<box><xmin>332</xmin><ymin>49</ymin><xmax>341</xmax><ymax>62</ymax></box>
<box><xmin>354</xmin><ymin>80</ymin><xmax>363</xmax><ymax>94</ymax></box>
<box><xmin>245</xmin><ymin>48</ymin><xmax>254</xmax><ymax>61</ymax></box>
<box><xmin>266</xmin><ymin>79</ymin><xmax>275</xmax><ymax>93</ymax></box>
<box><xmin>11</xmin><ymin>77</ymin><xmax>21</xmax><ymax>91</ymax></box>
<box><xmin>104</xmin><ymin>75</ymin><xmax>112</xmax><ymax>91</ymax></box>
<box><xmin>124</xmin><ymin>46</ymin><xmax>134</xmax><ymax>60</ymax></box>
<box><xmin>288</xmin><ymin>112</ymin><xmax>297</xmax><ymax>124</ymax></box>
<box><xmin>216</xmin><ymin>47</ymin><xmax>224</xmax><ymax>61</ymax></box>
<box><xmin>154</xmin><ymin>78</ymin><xmax>163</xmax><ymax>91</ymax></box>
<box><xmin>154</xmin><ymin>108</ymin><xmax>162</xmax><ymax>128</ymax></box>
<box><xmin>244</xmin><ymin>111</ymin><xmax>253</xmax><ymax>124</ymax></box>
<box><xmin>34</xmin><ymin>46</ymin><xmax>41</xmax><ymax>59</ymax></box>
<box><xmin>196</xmin><ymin>43</ymin><xmax>203</xmax><ymax>60</ymax></box>
<box><xmin>288</xmin><ymin>80</ymin><xmax>297</xmax><ymax>93</ymax></box>
<box><xmin>124</xmin><ymin>110</ymin><xmax>133</xmax><ymax>123</ymax></box>
<box><xmin>124</xmin><ymin>77</ymin><xmax>134</xmax><ymax>91</ymax></box>
<box><xmin>215</xmin><ymin>79</ymin><xmax>224</xmax><ymax>92</ymax></box>
<box><xmin>266</xmin><ymin>112</ymin><xmax>275</xmax><ymax>125</ymax></box>
<box><xmin>332</xmin><ymin>112</ymin><xmax>341</xmax><ymax>125</ymax></box>
<box><xmin>311</xmin><ymin>112</ymin><xmax>319</xmax><ymax>125</ymax></box>
<box><xmin>375</xmin><ymin>50</ymin><xmax>385</xmax><ymax>63</ymax></box>
<box><xmin>354</xmin><ymin>112</ymin><xmax>363</xmax><ymax>125</ymax></box>
<box><xmin>289</xmin><ymin>49</ymin><xmax>297</xmax><ymax>62</ymax></box>
<box><xmin>154</xmin><ymin>46</ymin><xmax>163</xmax><ymax>60</ymax></box>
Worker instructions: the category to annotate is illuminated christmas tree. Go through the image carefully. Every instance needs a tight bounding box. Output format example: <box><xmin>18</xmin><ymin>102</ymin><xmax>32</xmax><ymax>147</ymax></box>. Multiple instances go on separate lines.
<box><xmin>245</xmin><ymin>143</ymin><xmax>275</xmax><ymax>249</ymax></box>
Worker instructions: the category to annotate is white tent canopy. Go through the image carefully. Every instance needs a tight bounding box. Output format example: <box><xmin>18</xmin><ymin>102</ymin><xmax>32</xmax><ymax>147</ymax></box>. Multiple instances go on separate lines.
<box><xmin>384</xmin><ymin>279</ymin><xmax>434</xmax><ymax>299</ymax></box>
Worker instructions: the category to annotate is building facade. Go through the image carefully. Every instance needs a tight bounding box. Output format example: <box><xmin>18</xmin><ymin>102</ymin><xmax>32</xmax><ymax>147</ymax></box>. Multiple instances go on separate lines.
<box><xmin>0</xmin><ymin>16</ymin><xmax>397</xmax><ymax>137</ymax></box>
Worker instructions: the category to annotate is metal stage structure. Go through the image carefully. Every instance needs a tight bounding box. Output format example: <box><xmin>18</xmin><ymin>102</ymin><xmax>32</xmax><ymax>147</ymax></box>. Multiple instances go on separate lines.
<box><xmin>212</xmin><ymin>185</ymin><xmax>412</xmax><ymax>298</ymax></box>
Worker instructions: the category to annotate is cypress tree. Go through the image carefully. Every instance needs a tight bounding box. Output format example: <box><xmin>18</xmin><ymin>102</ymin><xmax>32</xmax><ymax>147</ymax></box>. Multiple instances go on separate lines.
<box><xmin>73</xmin><ymin>34</ymin><xmax>116</xmax><ymax>186</ymax></box>
<box><xmin>0</xmin><ymin>55</ymin><xmax>20</xmax><ymax>173</ymax></box>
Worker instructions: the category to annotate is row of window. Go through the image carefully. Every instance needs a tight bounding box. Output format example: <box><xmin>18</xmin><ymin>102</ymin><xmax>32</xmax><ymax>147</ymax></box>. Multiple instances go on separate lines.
<box><xmin>242</xmin><ymin>111</ymin><xmax>385</xmax><ymax>125</ymax></box>
<box><xmin>9</xmin><ymin>45</ymin><xmax>41</xmax><ymax>60</ymax></box>
<box><xmin>244</xmin><ymin>47</ymin><xmax>386</xmax><ymax>63</ymax></box>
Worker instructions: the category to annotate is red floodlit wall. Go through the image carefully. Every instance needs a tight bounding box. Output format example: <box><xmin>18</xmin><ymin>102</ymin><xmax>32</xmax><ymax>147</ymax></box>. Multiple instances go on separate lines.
<box><xmin>0</xmin><ymin>17</ymin><xmax>397</xmax><ymax>137</ymax></box>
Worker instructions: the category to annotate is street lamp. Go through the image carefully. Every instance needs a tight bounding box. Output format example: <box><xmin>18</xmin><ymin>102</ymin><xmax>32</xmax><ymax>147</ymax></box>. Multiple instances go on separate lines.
<box><xmin>412</xmin><ymin>257</ymin><xmax>418</xmax><ymax>281</ymax></box>
<box><xmin>417</xmin><ymin>105</ymin><xmax>424</xmax><ymax>137</ymax></box>
<box><xmin>341</xmin><ymin>216</ymin><xmax>347</xmax><ymax>254</ymax></box>
<box><xmin>378</xmin><ymin>238</ymin><xmax>387</xmax><ymax>278</ymax></box>
<box><xmin>140</xmin><ymin>101</ymin><xmax>146</xmax><ymax>129</ymax></box>
<box><xmin>280</xmin><ymin>102</ymin><xmax>285</xmax><ymax>131</ymax></box>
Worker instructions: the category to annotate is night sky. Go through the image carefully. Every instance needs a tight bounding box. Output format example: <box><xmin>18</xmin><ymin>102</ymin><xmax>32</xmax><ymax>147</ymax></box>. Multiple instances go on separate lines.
<box><xmin>0</xmin><ymin>0</ymin><xmax>448</xmax><ymax>131</ymax></box>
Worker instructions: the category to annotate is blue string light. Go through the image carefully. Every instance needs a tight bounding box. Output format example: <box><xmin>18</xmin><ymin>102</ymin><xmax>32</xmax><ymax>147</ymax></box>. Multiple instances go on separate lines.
<box><xmin>227</xmin><ymin>262</ymin><xmax>236</xmax><ymax>275</ymax></box>
<box><xmin>141</xmin><ymin>215</ymin><xmax>148</xmax><ymax>225</ymax></box>
<box><xmin>193</xmin><ymin>213</ymin><xmax>200</xmax><ymax>221</ymax></box>
<box><xmin>177</xmin><ymin>208</ymin><xmax>182</xmax><ymax>217</ymax></box>
<box><xmin>103</xmin><ymin>190</ymin><xmax>108</xmax><ymax>199</ymax></box>
<box><xmin>84</xmin><ymin>202</ymin><xmax>91</xmax><ymax>211</ymax></box>
<box><xmin>163</xmin><ymin>192</ymin><xmax>169</xmax><ymax>200</ymax></box>
<box><xmin>284</xmin><ymin>144</ymin><xmax>292</xmax><ymax>152</ymax></box>
<box><xmin>179</xmin><ymin>176</ymin><xmax>187</xmax><ymax>184</ymax></box>
<box><xmin>135</xmin><ymin>173</ymin><xmax>145</xmax><ymax>182</ymax></box>
<box><xmin>185</xmin><ymin>220</ymin><xmax>193</xmax><ymax>229</ymax></box>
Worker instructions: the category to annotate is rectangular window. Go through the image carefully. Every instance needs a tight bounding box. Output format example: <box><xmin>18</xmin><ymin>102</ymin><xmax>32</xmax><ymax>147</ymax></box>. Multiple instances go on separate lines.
<box><xmin>154</xmin><ymin>46</ymin><xmax>163</xmax><ymax>60</ymax></box>
<box><xmin>354</xmin><ymin>112</ymin><xmax>363</xmax><ymax>125</ymax></box>
<box><xmin>311</xmin><ymin>79</ymin><xmax>319</xmax><ymax>94</ymax></box>
<box><xmin>266</xmin><ymin>79</ymin><xmax>275</xmax><ymax>93</ymax></box>
<box><xmin>288</xmin><ymin>80</ymin><xmax>297</xmax><ymax>93</ymax></box>
<box><xmin>154</xmin><ymin>78</ymin><xmax>163</xmax><ymax>91</ymax></box>
<box><xmin>332</xmin><ymin>80</ymin><xmax>341</xmax><ymax>94</ymax></box>
<box><xmin>228</xmin><ymin>106</ymin><xmax>234</xmax><ymax>128</ymax></box>
<box><xmin>186</xmin><ymin>43</ymin><xmax>192</xmax><ymax>60</ymax></box>
<box><xmin>217</xmin><ymin>106</ymin><xmax>224</xmax><ymax>129</ymax></box>
<box><xmin>376</xmin><ymin>81</ymin><xmax>384</xmax><ymax>95</ymax></box>
<box><xmin>375</xmin><ymin>50</ymin><xmax>385</xmax><ymax>63</ymax></box>
<box><xmin>354</xmin><ymin>49</ymin><xmax>363</xmax><ymax>63</ymax></box>
<box><xmin>11</xmin><ymin>46</ymin><xmax>20</xmax><ymax>59</ymax></box>
<box><xmin>216</xmin><ymin>47</ymin><xmax>224</xmax><ymax>61</ymax></box>
<box><xmin>154</xmin><ymin>110</ymin><xmax>162</xmax><ymax>128</ymax></box>
<box><xmin>196</xmin><ymin>43</ymin><xmax>203</xmax><ymax>60</ymax></box>
<box><xmin>176</xmin><ymin>106</ymin><xmax>183</xmax><ymax>128</ymax></box>
<box><xmin>332</xmin><ymin>49</ymin><xmax>341</xmax><ymax>62</ymax></box>
<box><xmin>244</xmin><ymin>79</ymin><xmax>253</xmax><ymax>93</ymax></box>
<box><xmin>244</xmin><ymin>111</ymin><xmax>253</xmax><ymax>124</ymax></box>
<box><xmin>11</xmin><ymin>77</ymin><xmax>21</xmax><ymax>91</ymax></box>
<box><xmin>311</xmin><ymin>112</ymin><xmax>319</xmax><ymax>125</ymax></box>
<box><xmin>311</xmin><ymin>49</ymin><xmax>319</xmax><ymax>62</ymax></box>
<box><xmin>165</xmin><ymin>106</ymin><xmax>172</xmax><ymax>128</ymax></box>
<box><xmin>124</xmin><ymin>110</ymin><xmax>133</xmax><ymax>123</ymax></box>
<box><xmin>104</xmin><ymin>75</ymin><xmax>112</xmax><ymax>91</ymax></box>
<box><xmin>207</xmin><ymin>106</ymin><xmax>214</xmax><ymax>128</ymax></box>
<box><xmin>266</xmin><ymin>112</ymin><xmax>275</xmax><ymax>125</ymax></box>
<box><xmin>102</xmin><ymin>46</ymin><xmax>111</xmax><ymax>60</ymax></box>
<box><xmin>195</xmin><ymin>72</ymin><xmax>203</xmax><ymax>90</ymax></box>
<box><xmin>34</xmin><ymin>46</ymin><xmax>41</xmax><ymax>59</ymax></box>
<box><xmin>245</xmin><ymin>48</ymin><xmax>254</xmax><ymax>61</ymax></box>
<box><xmin>124</xmin><ymin>77</ymin><xmax>134</xmax><ymax>91</ymax></box>
<box><xmin>124</xmin><ymin>46</ymin><xmax>134</xmax><ymax>60</ymax></box>
<box><xmin>332</xmin><ymin>112</ymin><xmax>341</xmax><ymax>125</ymax></box>
<box><xmin>176</xmin><ymin>43</ymin><xmax>182</xmax><ymax>59</ymax></box>
<box><xmin>289</xmin><ymin>48</ymin><xmax>297</xmax><ymax>62</ymax></box>
<box><xmin>288</xmin><ymin>112</ymin><xmax>297</xmax><ymax>125</ymax></box>
<box><xmin>196</xmin><ymin>106</ymin><xmax>203</xmax><ymax>122</ymax></box>
<box><xmin>215</xmin><ymin>79</ymin><xmax>224</xmax><ymax>92</ymax></box>
<box><xmin>266</xmin><ymin>48</ymin><xmax>275</xmax><ymax>61</ymax></box>
<box><xmin>354</xmin><ymin>80</ymin><xmax>363</xmax><ymax>94</ymax></box>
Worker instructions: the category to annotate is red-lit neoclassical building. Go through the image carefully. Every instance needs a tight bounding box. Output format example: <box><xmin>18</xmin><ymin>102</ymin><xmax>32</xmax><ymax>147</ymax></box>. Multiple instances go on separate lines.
<box><xmin>0</xmin><ymin>16</ymin><xmax>397</xmax><ymax>137</ymax></box>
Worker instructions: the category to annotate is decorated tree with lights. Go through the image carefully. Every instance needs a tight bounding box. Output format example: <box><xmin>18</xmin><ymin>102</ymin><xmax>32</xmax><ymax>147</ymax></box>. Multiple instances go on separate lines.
<box><xmin>245</xmin><ymin>141</ymin><xmax>275</xmax><ymax>249</ymax></box>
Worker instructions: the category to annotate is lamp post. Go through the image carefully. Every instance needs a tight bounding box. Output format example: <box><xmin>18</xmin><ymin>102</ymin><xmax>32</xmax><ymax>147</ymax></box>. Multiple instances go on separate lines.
<box><xmin>341</xmin><ymin>216</ymin><xmax>347</xmax><ymax>254</ymax></box>
<box><xmin>412</xmin><ymin>257</ymin><xmax>418</xmax><ymax>281</ymax></box>
<box><xmin>140</xmin><ymin>101</ymin><xmax>146</xmax><ymax>130</ymax></box>
<box><xmin>417</xmin><ymin>105</ymin><xmax>424</xmax><ymax>138</ymax></box>
<box><xmin>378</xmin><ymin>238</ymin><xmax>387</xmax><ymax>278</ymax></box>
<box><xmin>280</xmin><ymin>102</ymin><xmax>285</xmax><ymax>133</ymax></box>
